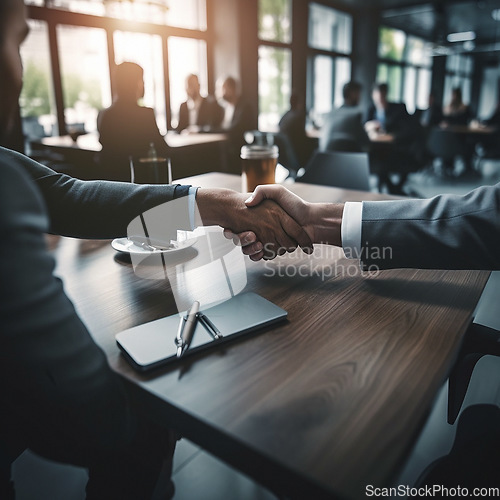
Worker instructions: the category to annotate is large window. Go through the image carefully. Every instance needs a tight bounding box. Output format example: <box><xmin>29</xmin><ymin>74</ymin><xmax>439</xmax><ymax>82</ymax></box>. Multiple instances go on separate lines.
<box><xmin>57</xmin><ymin>26</ymin><xmax>111</xmax><ymax>134</ymax></box>
<box><xmin>168</xmin><ymin>37</ymin><xmax>208</xmax><ymax>129</ymax></box>
<box><xmin>443</xmin><ymin>54</ymin><xmax>474</xmax><ymax>107</ymax></box>
<box><xmin>376</xmin><ymin>27</ymin><xmax>432</xmax><ymax>113</ymax></box>
<box><xmin>307</xmin><ymin>4</ymin><xmax>353</xmax><ymax>126</ymax></box>
<box><xmin>257</xmin><ymin>0</ymin><xmax>292</xmax><ymax>130</ymax></box>
<box><xmin>27</xmin><ymin>0</ymin><xmax>207</xmax><ymax>29</ymax></box>
<box><xmin>259</xmin><ymin>0</ymin><xmax>292</xmax><ymax>44</ymax></box>
<box><xmin>114</xmin><ymin>31</ymin><xmax>166</xmax><ymax>134</ymax></box>
<box><xmin>23</xmin><ymin>1</ymin><xmax>210</xmax><ymax>137</ymax></box>
<box><xmin>259</xmin><ymin>46</ymin><xmax>292</xmax><ymax>130</ymax></box>
<box><xmin>308</xmin><ymin>3</ymin><xmax>352</xmax><ymax>54</ymax></box>
<box><xmin>20</xmin><ymin>20</ymin><xmax>57</xmax><ymax>141</ymax></box>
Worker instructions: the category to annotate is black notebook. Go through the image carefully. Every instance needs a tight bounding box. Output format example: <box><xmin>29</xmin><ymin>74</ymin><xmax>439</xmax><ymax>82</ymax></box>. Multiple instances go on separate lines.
<box><xmin>115</xmin><ymin>292</ymin><xmax>287</xmax><ymax>371</ymax></box>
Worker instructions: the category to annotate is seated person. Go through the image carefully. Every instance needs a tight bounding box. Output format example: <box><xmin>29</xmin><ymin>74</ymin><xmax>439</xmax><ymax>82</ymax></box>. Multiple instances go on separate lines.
<box><xmin>442</xmin><ymin>87</ymin><xmax>470</xmax><ymax>126</ymax></box>
<box><xmin>417</xmin><ymin>93</ymin><xmax>443</xmax><ymax>129</ymax></box>
<box><xmin>97</xmin><ymin>62</ymin><xmax>169</xmax><ymax>182</ymax></box>
<box><xmin>365</xmin><ymin>82</ymin><xmax>422</xmax><ymax>194</ymax></box>
<box><xmin>176</xmin><ymin>74</ymin><xmax>223</xmax><ymax>133</ymax></box>
<box><xmin>319</xmin><ymin>81</ymin><xmax>370</xmax><ymax>153</ymax></box>
<box><xmin>364</xmin><ymin>82</ymin><xmax>409</xmax><ymax>137</ymax></box>
<box><xmin>0</xmin><ymin>5</ymin><xmax>312</xmax><ymax>498</ymax></box>
<box><xmin>279</xmin><ymin>91</ymin><xmax>313</xmax><ymax>167</ymax></box>
<box><xmin>218</xmin><ymin>76</ymin><xmax>257</xmax><ymax>173</ymax></box>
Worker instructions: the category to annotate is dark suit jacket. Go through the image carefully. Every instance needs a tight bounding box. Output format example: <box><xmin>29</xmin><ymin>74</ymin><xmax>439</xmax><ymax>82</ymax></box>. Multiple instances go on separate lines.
<box><xmin>320</xmin><ymin>105</ymin><xmax>370</xmax><ymax>152</ymax></box>
<box><xmin>226</xmin><ymin>98</ymin><xmax>256</xmax><ymax>148</ymax></box>
<box><xmin>278</xmin><ymin>109</ymin><xmax>312</xmax><ymax>166</ymax></box>
<box><xmin>97</xmin><ymin>100</ymin><xmax>169</xmax><ymax>182</ymax></box>
<box><xmin>176</xmin><ymin>96</ymin><xmax>223</xmax><ymax>133</ymax></box>
<box><xmin>415</xmin><ymin>104</ymin><xmax>443</xmax><ymax>128</ymax></box>
<box><xmin>0</xmin><ymin>146</ymin><xmax>189</xmax><ymax>460</ymax></box>
<box><xmin>360</xmin><ymin>183</ymin><xmax>500</xmax><ymax>270</ymax></box>
<box><xmin>365</xmin><ymin>102</ymin><xmax>409</xmax><ymax>134</ymax></box>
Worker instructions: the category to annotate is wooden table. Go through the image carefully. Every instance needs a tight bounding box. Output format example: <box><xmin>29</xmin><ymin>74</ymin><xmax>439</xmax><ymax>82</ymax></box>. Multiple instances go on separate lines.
<box><xmin>30</xmin><ymin>132</ymin><xmax>229</xmax><ymax>179</ymax></box>
<box><xmin>32</xmin><ymin>131</ymin><xmax>228</xmax><ymax>152</ymax></box>
<box><xmin>440</xmin><ymin>124</ymin><xmax>496</xmax><ymax>135</ymax></box>
<box><xmin>369</xmin><ymin>132</ymin><xmax>395</xmax><ymax>143</ymax></box>
<box><xmin>50</xmin><ymin>173</ymin><xmax>489</xmax><ymax>499</ymax></box>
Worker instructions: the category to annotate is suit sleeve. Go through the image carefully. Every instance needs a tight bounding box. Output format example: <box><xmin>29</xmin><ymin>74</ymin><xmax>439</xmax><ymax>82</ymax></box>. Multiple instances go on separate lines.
<box><xmin>360</xmin><ymin>183</ymin><xmax>500</xmax><ymax>270</ymax></box>
<box><xmin>2</xmin><ymin>147</ymin><xmax>190</xmax><ymax>239</ymax></box>
<box><xmin>177</xmin><ymin>102</ymin><xmax>188</xmax><ymax>132</ymax></box>
<box><xmin>0</xmin><ymin>160</ymin><xmax>138</xmax><ymax>453</ymax></box>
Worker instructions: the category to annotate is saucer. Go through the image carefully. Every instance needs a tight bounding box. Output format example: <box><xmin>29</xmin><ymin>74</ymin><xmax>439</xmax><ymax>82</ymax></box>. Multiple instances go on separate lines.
<box><xmin>111</xmin><ymin>237</ymin><xmax>197</xmax><ymax>255</ymax></box>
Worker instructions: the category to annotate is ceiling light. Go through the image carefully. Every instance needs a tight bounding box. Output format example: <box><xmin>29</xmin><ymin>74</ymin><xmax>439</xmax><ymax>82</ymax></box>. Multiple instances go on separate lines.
<box><xmin>492</xmin><ymin>9</ymin><xmax>500</xmax><ymax>21</ymax></box>
<box><xmin>447</xmin><ymin>31</ymin><xmax>476</xmax><ymax>43</ymax></box>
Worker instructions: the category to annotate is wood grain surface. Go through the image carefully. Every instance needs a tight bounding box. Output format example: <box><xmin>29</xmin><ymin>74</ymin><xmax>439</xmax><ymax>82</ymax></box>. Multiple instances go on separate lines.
<box><xmin>49</xmin><ymin>174</ymin><xmax>490</xmax><ymax>499</ymax></box>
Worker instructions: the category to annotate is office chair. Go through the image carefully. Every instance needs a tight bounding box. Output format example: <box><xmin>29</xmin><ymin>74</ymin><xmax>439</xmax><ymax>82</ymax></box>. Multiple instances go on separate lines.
<box><xmin>296</xmin><ymin>150</ymin><xmax>371</xmax><ymax>191</ymax></box>
<box><xmin>426</xmin><ymin>128</ymin><xmax>466</xmax><ymax>174</ymax></box>
<box><xmin>325</xmin><ymin>137</ymin><xmax>362</xmax><ymax>153</ymax></box>
<box><xmin>474</xmin><ymin>136</ymin><xmax>500</xmax><ymax>172</ymax></box>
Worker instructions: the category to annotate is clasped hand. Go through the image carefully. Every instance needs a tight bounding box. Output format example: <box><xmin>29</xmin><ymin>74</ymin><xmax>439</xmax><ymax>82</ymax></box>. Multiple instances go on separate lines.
<box><xmin>222</xmin><ymin>185</ymin><xmax>344</xmax><ymax>261</ymax></box>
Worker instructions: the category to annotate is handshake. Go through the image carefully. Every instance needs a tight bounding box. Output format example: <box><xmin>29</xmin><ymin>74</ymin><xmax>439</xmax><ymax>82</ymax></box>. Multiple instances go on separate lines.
<box><xmin>196</xmin><ymin>185</ymin><xmax>345</xmax><ymax>261</ymax></box>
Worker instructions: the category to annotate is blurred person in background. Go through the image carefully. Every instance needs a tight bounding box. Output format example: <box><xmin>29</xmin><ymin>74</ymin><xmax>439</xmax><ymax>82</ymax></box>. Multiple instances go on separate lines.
<box><xmin>218</xmin><ymin>76</ymin><xmax>256</xmax><ymax>173</ymax></box>
<box><xmin>98</xmin><ymin>62</ymin><xmax>170</xmax><ymax>182</ymax></box>
<box><xmin>320</xmin><ymin>81</ymin><xmax>370</xmax><ymax>153</ymax></box>
<box><xmin>176</xmin><ymin>73</ymin><xmax>223</xmax><ymax>133</ymax></box>
<box><xmin>279</xmin><ymin>90</ymin><xmax>314</xmax><ymax>167</ymax></box>
<box><xmin>442</xmin><ymin>87</ymin><xmax>470</xmax><ymax>126</ymax></box>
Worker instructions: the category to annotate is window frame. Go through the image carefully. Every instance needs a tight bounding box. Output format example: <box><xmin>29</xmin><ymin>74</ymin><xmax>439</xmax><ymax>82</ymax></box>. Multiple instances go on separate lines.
<box><xmin>257</xmin><ymin>0</ymin><xmax>294</xmax><ymax>130</ymax></box>
<box><xmin>306</xmin><ymin>3</ymin><xmax>353</xmax><ymax>118</ymax></box>
<box><xmin>26</xmin><ymin>3</ymin><xmax>212</xmax><ymax>134</ymax></box>
<box><xmin>443</xmin><ymin>54</ymin><xmax>474</xmax><ymax>105</ymax></box>
<box><xmin>376</xmin><ymin>26</ymin><xmax>433</xmax><ymax>113</ymax></box>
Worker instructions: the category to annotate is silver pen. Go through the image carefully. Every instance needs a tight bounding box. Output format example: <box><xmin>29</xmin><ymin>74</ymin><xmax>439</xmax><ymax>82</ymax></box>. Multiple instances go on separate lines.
<box><xmin>197</xmin><ymin>312</ymin><xmax>222</xmax><ymax>340</ymax></box>
<box><xmin>175</xmin><ymin>315</ymin><xmax>187</xmax><ymax>357</ymax></box>
<box><xmin>176</xmin><ymin>301</ymin><xmax>200</xmax><ymax>358</ymax></box>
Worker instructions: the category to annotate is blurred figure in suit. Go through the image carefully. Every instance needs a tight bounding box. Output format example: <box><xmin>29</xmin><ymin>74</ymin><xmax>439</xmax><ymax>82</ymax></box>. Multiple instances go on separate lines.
<box><xmin>319</xmin><ymin>81</ymin><xmax>370</xmax><ymax>153</ymax></box>
<box><xmin>365</xmin><ymin>82</ymin><xmax>422</xmax><ymax>194</ymax></box>
<box><xmin>97</xmin><ymin>62</ymin><xmax>169</xmax><ymax>182</ymax></box>
<box><xmin>364</xmin><ymin>82</ymin><xmax>409</xmax><ymax>136</ymax></box>
<box><xmin>417</xmin><ymin>93</ymin><xmax>443</xmax><ymax>129</ymax></box>
<box><xmin>442</xmin><ymin>87</ymin><xmax>471</xmax><ymax>126</ymax></box>
<box><xmin>176</xmin><ymin>74</ymin><xmax>223</xmax><ymax>133</ymax></box>
<box><xmin>219</xmin><ymin>76</ymin><xmax>256</xmax><ymax>173</ymax></box>
<box><xmin>279</xmin><ymin>90</ymin><xmax>315</xmax><ymax>167</ymax></box>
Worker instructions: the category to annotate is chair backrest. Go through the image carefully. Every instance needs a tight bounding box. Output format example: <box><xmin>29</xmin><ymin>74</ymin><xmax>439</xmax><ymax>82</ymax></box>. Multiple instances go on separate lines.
<box><xmin>325</xmin><ymin>137</ymin><xmax>362</xmax><ymax>153</ymax></box>
<box><xmin>426</xmin><ymin>128</ymin><xmax>464</xmax><ymax>161</ymax></box>
<box><xmin>267</xmin><ymin>131</ymin><xmax>301</xmax><ymax>176</ymax></box>
<box><xmin>296</xmin><ymin>150</ymin><xmax>371</xmax><ymax>191</ymax></box>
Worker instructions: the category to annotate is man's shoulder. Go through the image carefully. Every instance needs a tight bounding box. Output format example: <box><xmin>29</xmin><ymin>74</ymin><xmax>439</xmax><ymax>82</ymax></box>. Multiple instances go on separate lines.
<box><xmin>0</xmin><ymin>147</ymin><xmax>37</xmax><ymax>184</ymax></box>
<box><xmin>0</xmin><ymin>148</ymin><xmax>47</xmax><ymax>226</ymax></box>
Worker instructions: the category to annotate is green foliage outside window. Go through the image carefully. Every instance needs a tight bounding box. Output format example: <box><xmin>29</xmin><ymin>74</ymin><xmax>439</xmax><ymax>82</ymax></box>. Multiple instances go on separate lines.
<box><xmin>20</xmin><ymin>61</ymin><xmax>51</xmax><ymax>117</ymax></box>
<box><xmin>62</xmin><ymin>74</ymin><xmax>103</xmax><ymax>111</ymax></box>
<box><xmin>258</xmin><ymin>0</ymin><xmax>291</xmax><ymax>43</ymax></box>
<box><xmin>258</xmin><ymin>0</ymin><xmax>291</xmax><ymax>126</ymax></box>
<box><xmin>378</xmin><ymin>27</ymin><xmax>405</xmax><ymax>61</ymax></box>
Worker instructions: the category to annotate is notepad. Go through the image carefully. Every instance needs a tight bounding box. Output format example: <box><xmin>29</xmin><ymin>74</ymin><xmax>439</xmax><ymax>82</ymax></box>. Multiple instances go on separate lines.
<box><xmin>115</xmin><ymin>292</ymin><xmax>287</xmax><ymax>371</ymax></box>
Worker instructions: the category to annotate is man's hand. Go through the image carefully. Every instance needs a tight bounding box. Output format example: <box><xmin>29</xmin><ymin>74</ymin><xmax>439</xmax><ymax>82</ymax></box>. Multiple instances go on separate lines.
<box><xmin>237</xmin><ymin>185</ymin><xmax>345</xmax><ymax>260</ymax></box>
<box><xmin>245</xmin><ymin>185</ymin><xmax>316</xmax><ymax>241</ymax></box>
<box><xmin>196</xmin><ymin>188</ymin><xmax>313</xmax><ymax>260</ymax></box>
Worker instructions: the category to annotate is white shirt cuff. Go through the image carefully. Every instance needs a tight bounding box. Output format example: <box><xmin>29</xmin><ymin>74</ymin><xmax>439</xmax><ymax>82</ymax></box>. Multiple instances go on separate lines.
<box><xmin>341</xmin><ymin>201</ymin><xmax>362</xmax><ymax>259</ymax></box>
<box><xmin>188</xmin><ymin>186</ymin><xmax>199</xmax><ymax>230</ymax></box>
